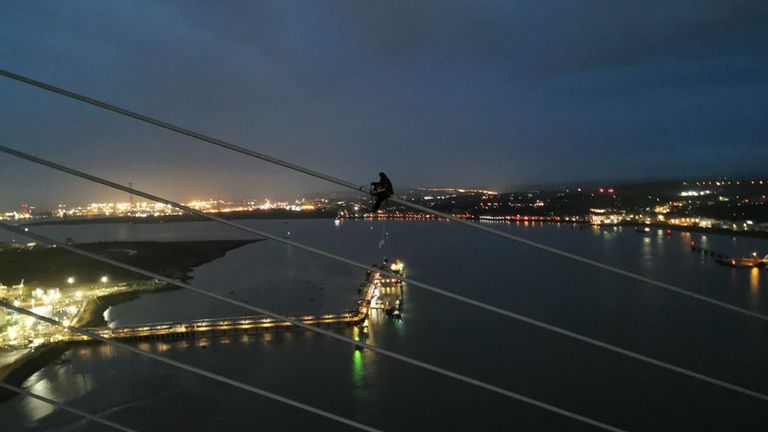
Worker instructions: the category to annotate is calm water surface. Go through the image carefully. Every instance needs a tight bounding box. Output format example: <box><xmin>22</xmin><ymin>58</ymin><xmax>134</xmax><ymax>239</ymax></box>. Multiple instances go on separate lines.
<box><xmin>1</xmin><ymin>220</ymin><xmax>767</xmax><ymax>431</ymax></box>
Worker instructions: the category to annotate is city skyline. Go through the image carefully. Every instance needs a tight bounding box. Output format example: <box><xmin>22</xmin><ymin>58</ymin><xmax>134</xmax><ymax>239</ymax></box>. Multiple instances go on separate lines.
<box><xmin>2</xmin><ymin>172</ymin><xmax>767</xmax><ymax>211</ymax></box>
<box><xmin>2</xmin><ymin>177</ymin><xmax>765</xmax><ymax>240</ymax></box>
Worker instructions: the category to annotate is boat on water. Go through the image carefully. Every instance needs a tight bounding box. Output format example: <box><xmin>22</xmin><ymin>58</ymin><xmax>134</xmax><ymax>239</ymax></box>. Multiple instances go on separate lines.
<box><xmin>690</xmin><ymin>241</ymin><xmax>766</xmax><ymax>268</ymax></box>
<box><xmin>716</xmin><ymin>254</ymin><xmax>768</xmax><ymax>268</ymax></box>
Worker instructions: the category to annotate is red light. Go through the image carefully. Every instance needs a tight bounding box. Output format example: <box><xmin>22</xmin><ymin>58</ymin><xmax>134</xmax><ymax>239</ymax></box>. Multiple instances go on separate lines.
<box><xmin>607</xmin><ymin>188</ymin><xmax>615</xmax><ymax>193</ymax></box>
<box><xmin>599</xmin><ymin>188</ymin><xmax>605</xmax><ymax>193</ymax></box>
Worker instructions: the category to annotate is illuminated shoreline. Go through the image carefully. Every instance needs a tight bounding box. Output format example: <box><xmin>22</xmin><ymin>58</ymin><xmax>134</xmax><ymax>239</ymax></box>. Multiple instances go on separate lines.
<box><xmin>19</xmin><ymin>208</ymin><xmax>336</xmax><ymax>226</ymax></box>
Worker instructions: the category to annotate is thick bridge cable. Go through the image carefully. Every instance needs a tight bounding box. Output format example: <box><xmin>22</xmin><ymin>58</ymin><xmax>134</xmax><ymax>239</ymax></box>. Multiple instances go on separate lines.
<box><xmin>0</xmin><ymin>300</ymin><xmax>381</xmax><ymax>432</ymax></box>
<box><xmin>1</xmin><ymin>69</ymin><xmax>764</xmax><ymax>323</ymax></box>
<box><xmin>0</xmin><ymin>225</ymin><xmax>628</xmax><ymax>432</ymax></box>
<box><xmin>0</xmin><ymin>69</ymin><xmax>357</xmax><ymax>190</ymax></box>
<box><xmin>0</xmin><ymin>381</ymin><xmax>138</xmax><ymax>432</ymax></box>
<box><xmin>1</xmin><ymin>146</ymin><xmax>766</xmax><ymax>405</ymax></box>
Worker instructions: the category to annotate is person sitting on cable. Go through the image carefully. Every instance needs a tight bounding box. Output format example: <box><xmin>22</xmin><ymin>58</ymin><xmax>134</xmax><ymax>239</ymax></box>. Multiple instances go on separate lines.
<box><xmin>370</xmin><ymin>172</ymin><xmax>393</xmax><ymax>212</ymax></box>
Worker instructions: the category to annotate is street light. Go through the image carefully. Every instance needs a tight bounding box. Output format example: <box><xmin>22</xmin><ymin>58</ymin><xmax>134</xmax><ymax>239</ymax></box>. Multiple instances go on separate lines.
<box><xmin>100</xmin><ymin>276</ymin><xmax>109</xmax><ymax>284</ymax></box>
<box><xmin>66</xmin><ymin>277</ymin><xmax>75</xmax><ymax>285</ymax></box>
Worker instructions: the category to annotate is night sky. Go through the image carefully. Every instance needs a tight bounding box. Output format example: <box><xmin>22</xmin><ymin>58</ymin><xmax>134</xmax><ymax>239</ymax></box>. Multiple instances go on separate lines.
<box><xmin>1</xmin><ymin>1</ymin><xmax>767</xmax><ymax>208</ymax></box>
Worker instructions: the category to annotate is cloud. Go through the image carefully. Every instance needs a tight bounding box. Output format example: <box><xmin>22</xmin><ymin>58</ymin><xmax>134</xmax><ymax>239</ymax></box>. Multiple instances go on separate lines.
<box><xmin>0</xmin><ymin>1</ymin><xmax>766</xmax><ymax>207</ymax></box>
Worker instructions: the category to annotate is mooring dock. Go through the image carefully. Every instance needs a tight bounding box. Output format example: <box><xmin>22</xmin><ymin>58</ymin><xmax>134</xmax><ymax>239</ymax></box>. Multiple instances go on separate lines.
<box><xmin>63</xmin><ymin>260</ymin><xmax>404</xmax><ymax>342</ymax></box>
<box><xmin>690</xmin><ymin>241</ymin><xmax>767</xmax><ymax>268</ymax></box>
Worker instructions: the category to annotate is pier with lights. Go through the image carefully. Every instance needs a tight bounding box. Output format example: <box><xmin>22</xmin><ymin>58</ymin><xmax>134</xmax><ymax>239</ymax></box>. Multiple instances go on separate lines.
<box><xmin>62</xmin><ymin>260</ymin><xmax>405</xmax><ymax>342</ymax></box>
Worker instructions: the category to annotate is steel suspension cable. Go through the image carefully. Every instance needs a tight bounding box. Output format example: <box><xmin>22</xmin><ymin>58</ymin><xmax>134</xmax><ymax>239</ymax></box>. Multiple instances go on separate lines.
<box><xmin>0</xmin><ymin>381</ymin><xmax>138</xmax><ymax>432</ymax></box>
<box><xmin>0</xmin><ymin>69</ymin><xmax>764</xmax><ymax>323</ymax></box>
<box><xmin>0</xmin><ymin>300</ymin><xmax>381</xmax><ymax>432</ymax></box>
<box><xmin>0</xmin><ymin>146</ymin><xmax>766</xmax><ymax>404</ymax></box>
<box><xmin>0</xmin><ymin>225</ymin><xmax>628</xmax><ymax>432</ymax></box>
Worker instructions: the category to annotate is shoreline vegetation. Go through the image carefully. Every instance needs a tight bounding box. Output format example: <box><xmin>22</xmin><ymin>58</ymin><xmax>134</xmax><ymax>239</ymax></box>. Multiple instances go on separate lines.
<box><xmin>71</xmin><ymin>283</ymin><xmax>179</xmax><ymax>328</ymax></box>
<box><xmin>21</xmin><ymin>208</ymin><xmax>337</xmax><ymax>226</ymax></box>
<box><xmin>0</xmin><ymin>240</ymin><xmax>261</xmax><ymax>286</ymax></box>
<box><xmin>0</xmin><ymin>239</ymin><xmax>260</xmax><ymax>401</ymax></box>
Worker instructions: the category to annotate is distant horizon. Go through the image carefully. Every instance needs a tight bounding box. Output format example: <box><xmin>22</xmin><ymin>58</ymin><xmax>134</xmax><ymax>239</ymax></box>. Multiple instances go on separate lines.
<box><xmin>3</xmin><ymin>172</ymin><xmax>766</xmax><ymax>212</ymax></box>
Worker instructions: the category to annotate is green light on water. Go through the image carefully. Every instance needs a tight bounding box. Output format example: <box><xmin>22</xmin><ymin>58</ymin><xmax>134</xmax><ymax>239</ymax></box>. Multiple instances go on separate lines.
<box><xmin>352</xmin><ymin>349</ymin><xmax>364</xmax><ymax>386</ymax></box>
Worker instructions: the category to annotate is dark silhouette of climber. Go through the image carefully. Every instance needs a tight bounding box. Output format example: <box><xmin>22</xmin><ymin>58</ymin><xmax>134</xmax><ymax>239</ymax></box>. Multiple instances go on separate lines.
<box><xmin>370</xmin><ymin>172</ymin><xmax>393</xmax><ymax>212</ymax></box>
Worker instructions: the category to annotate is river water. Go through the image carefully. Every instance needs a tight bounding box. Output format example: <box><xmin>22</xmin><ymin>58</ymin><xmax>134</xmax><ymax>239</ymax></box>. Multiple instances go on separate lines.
<box><xmin>1</xmin><ymin>219</ymin><xmax>767</xmax><ymax>431</ymax></box>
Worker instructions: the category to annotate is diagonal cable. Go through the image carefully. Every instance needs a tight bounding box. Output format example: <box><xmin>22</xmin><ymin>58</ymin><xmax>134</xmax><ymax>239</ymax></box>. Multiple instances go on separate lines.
<box><xmin>0</xmin><ymin>146</ymin><xmax>766</xmax><ymax>404</ymax></box>
<box><xmin>0</xmin><ymin>381</ymin><xmax>138</xmax><ymax>432</ymax></box>
<box><xmin>0</xmin><ymin>223</ymin><xmax>629</xmax><ymax>432</ymax></box>
<box><xmin>388</xmin><ymin>196</ymin><xmax>768</xmax><ymax>322</ymax></box>
<box><xmin>0</xmin><ymin>300</ymin><xmax>381</xmax><ymax>432</ymax></box>
<box><xmin>0</xmin><ymin>68</ymin><xmax>764</xmax><ymax>322</ymax></box>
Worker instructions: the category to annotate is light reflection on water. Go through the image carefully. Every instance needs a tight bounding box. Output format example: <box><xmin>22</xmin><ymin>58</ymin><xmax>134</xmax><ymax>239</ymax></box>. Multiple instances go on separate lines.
<box><xmin>750</xmin><ymin>268</ymin><xmax>761</xmax><ymax>309</ymax></box>
<box><xmin>21</xmin><ymin>373</ymin><xmax>56</xmax><ymax>420</ymax></box>
<box><xmin>22</xmin><ymin>363</ymin><xmax>94</xmax><ymax>423</ymax></box>
<box><xmin>352</xmin><ymin>350</ymin><xmax>364</xmax><ymax>388</ymax></box>
<box><xmin>642</xmin><ymin>236</ymin><xmax>653</xmax><ymax>266</ymax></box>
<box><xmin>1</xmin><ymin>220</ymin><xmax>766</xmax><ymax>431</ymax></box>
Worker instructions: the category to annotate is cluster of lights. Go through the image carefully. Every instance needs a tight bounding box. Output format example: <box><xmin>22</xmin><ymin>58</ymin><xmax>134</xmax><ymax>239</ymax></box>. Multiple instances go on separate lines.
<box><xmin>53</xmin><ymin>202</ymin><xmax>180</xmax><ymax>218</ymax></box>
<box><xmin>690</xmin><ymin>179</ymin><xmax>767</xmax><ymax>186</ymax></box>
<box><xmin>389</xmin><ymin>260</ymin><xmax>404</xmax><ymax>273</ymax></box>
<box><xmin>0</xmin><ymin>211</ymin><xmax>33</xmax><ymax>221</ymax></box>
<box><xmin>418</xmin><ymin>187</ymin><xmax>499</xmax><ymax>195</ymax></box>
<box><xmin>1</xmin><ymin>274</ymin><xmax>114</xmax><ymax>348</ymax></box>
<box><xmin>360</xmin><ymin>212</ymin><xmax>443</xmax><ymax>220</ymax></box>
<box><xmin>250</xmin><ymin>199</ymin><xmax>316</xmax><ymax>212</ymax></box>
<box><xmin>479</xmin><ymin>215</ymin><xmax>563</xmax><ymax>222</ymax></box>
<box><xmin>679</xmin><ymin>190</ymin><xmax>713</xmax><ymax>197</ymax></box>
<box><xmin>1</xmin><ymin>197</ymin><xmax>329</xmax><ymax>221</ymax></box>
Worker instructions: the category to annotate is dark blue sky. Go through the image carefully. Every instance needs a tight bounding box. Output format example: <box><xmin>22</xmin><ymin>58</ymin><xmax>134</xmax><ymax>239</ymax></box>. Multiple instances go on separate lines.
<box><xmin>1</xmin><ymin>1</ymin><xmax>767</xmax><ymax>208</ymax></box>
